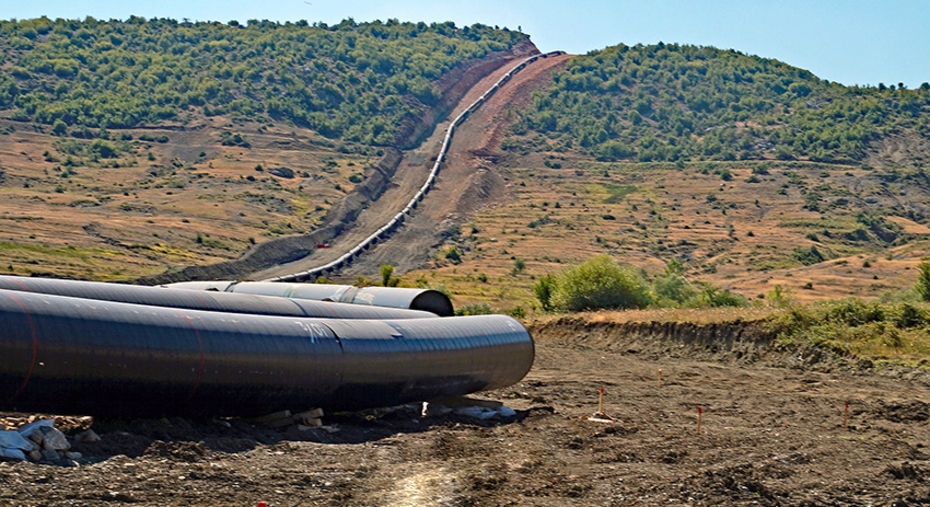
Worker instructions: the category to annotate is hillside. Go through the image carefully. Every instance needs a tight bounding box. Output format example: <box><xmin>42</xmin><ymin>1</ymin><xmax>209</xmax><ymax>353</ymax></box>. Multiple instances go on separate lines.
<box><xmin>0</xmin><ymin>17</ymin><xmax>527</xmax><ymax>146</ymax></box>
<box><xmin>0</xmin><ymin>18</ymin><xmax>531</xmax><ymax>280</ymax></box>
<box><xmin>368</xmin><ymin>45</ymin><xmax>930</xmax><ymax>312</ymax></box>
<box><xmin>1</xmin><ymin>28</ymin><xmax>930</xmax><ymax>305</ymax></box>
<box><xmin>507</xmin><ymin>43</ymin><xmax>930</xmax><ymax>165</ymax></box>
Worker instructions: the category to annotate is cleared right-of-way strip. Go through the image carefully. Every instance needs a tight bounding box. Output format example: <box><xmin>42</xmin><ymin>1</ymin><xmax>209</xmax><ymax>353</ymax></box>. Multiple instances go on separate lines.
<box><xmin>265</xmin><ymin>51</ymin><xmax>567</xmax><ymax>283</ymax></box>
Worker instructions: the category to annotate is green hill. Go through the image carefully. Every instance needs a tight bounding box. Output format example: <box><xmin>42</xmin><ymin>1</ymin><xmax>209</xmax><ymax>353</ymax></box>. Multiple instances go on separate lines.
<box><xmin>507</xmin><ymin>43</ymin><xmax>930</xmax><ymax>164</ymax></box>
<box><xmin>0</xmin><ymin>17</ymin><xmax>526</xmax><ymax>145</ymax></box>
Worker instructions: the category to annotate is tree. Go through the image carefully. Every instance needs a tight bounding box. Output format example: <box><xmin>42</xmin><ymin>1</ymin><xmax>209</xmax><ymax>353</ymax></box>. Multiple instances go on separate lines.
<box><xmin>379</xmin><ymin>264</ymin><xmax>399</xmax><ymax>287</ymax></box>
<box><xmin>51</xmin><ymin>118</ymin><xmax>67</xmax><ymax>136</ymax></box>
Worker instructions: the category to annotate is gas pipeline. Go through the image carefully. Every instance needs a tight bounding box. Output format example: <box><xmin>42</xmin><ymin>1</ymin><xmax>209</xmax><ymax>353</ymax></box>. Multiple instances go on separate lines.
<box><xmin>0</xmin><ymin>275</ymin><xmax>435</xmax><ymax>320</ymax></box>
<box><xmin>267</xmin><ymin>50</ymin><xmax>566</xmax><ymax>283</ymax></box>
<box><xmin>0</xmin><ymin>288</ymin><xmax>533</xmax><ymax>418</ymax></box>
<box><xmin>0</xmin><ymin>51</ymin><xmax>562</xmax><ymax>418</ymax></box>
<box><xmin>167</xmin><ymin>280</ymin><xmax>454</xmax><ymax>317</ymax></box>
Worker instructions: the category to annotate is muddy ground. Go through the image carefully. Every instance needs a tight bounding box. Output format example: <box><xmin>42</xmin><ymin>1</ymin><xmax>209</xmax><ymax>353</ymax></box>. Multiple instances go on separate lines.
<box><xmin>2</xmin><ymin>322</ymin><xmax>930</xmax><ymax>506</ymax></box>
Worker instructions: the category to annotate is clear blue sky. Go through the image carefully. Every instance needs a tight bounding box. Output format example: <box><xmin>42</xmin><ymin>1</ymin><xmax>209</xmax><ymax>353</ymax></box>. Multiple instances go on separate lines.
<box><xmin>4</xmin><ymin>0</ymin><xmax>929</xmax><ymax>87</ymax></box>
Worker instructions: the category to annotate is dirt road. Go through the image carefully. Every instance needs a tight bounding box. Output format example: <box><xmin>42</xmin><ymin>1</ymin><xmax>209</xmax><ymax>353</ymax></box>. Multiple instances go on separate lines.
<box><xmin>3</xmin><ymin>321</ymin><xmax>930</xmax><ymax>506</ymax></box>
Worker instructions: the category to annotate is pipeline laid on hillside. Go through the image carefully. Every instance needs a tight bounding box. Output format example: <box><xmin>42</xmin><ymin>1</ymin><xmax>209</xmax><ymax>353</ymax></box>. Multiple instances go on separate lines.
<box><xmin>267</xmin><ymin>50</ymin><xmax>566</xmax><ymax>283</ymax></box>
<box><xmin>167</xmin><ymin>280</ymin><xmax>454</xmax><ymax>317</ymax></box>
<box><xmin>0</xmin><ymin>275</ymin><xmax>434</xmax><ymax>320</ymax></box>
<box><xmin>0</xmin><ymin>288</ymin><xmax>533</xmax><ymax>418</ymax></box>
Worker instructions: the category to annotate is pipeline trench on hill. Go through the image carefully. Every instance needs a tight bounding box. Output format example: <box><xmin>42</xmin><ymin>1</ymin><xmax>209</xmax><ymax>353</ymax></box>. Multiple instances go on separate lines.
<box><xmin>251</xmin><ymin>50</ymin><xmax>569</xmax><ymax>282</ymax></box>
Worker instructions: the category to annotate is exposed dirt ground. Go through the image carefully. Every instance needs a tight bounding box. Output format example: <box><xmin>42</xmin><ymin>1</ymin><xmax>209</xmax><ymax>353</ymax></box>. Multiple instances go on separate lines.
<box><xmin>3</xmin><ymin>319</ymin><xmax>930</xmax><ymax>506</ymax></box>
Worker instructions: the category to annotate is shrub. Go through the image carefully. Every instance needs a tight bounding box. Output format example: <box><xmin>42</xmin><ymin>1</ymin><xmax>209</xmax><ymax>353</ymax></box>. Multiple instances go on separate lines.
<box><xmin>549</xmin><ymin>255</ymin><xmax>653</xmax><ymax>312</ymax></box>
<box><xmin>692</xmin><ymin>282</ymin><xmax>747</xmax><ymax>308</ymax></box>
<box><xmin>533</xmin><ymin>273</ymin><xmax>557</xmax><ymax>312</ymax></box>
<box><xmin>794</xmin><ymin>246</ymin><xmax>826</xmax><ymax>266</ymax></box>
<box><xmin>445</xmin><ymin>247</ymin><xmax>462</xmax><ymax>264</ymax></box>
<box><xmin>455</xmin><ymin>303</ymin><xmax>493</xmax><ymax>316</ymax></box>
<box><xmin>766</xmin><ymin>285</ymin><xmax>795</xmax><ymax>308</ymax></box>
<box><xmin>917</xmin><ymin>262</ymin><xmax>930</xmax><ymax>302</ymax></box>
<box><xmin>379</xmin><ymin>264</ymin><xmax>399</xmax><ymax>287</ymax></box>
<box><xmin>652</xmin><ymin>259</ymin><xmax>698</xmax><ymax>306</ymax></box>
<box><xmin>653</xmin><ymin>273</ymin><xmax>698</xmax><ymax>306</ymax></box>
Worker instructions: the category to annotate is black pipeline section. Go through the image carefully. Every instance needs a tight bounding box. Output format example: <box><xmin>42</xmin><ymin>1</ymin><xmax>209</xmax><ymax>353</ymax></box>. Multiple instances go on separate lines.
<box><xmin>0</xmin><ymin>289</ymin><xmax>533</xmax><ymax>418</ymax></box>
<box><xmin>0</xmin><ymin>275</ymin><xmax>434</xmax><ymax>320</ymax></box>
<box><xmin>167</xmin><ymin>281</ymin><xmax>454</xmax><ymax>317</ymax></box>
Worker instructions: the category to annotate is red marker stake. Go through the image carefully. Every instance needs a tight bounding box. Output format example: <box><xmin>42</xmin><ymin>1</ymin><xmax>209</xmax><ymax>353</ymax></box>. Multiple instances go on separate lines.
<box><xmin>598</xmin><ymin>387</ymin><xmax>605</xmax><ymax>416</ymax></box>
<box><xmin>697</xmin><ymin>407</ymin><xmax>703</xmax><ymax>433</ymax></box>
<box><xmin>258</xmin><ymin>502</ymin><xmax>268</xmax><ymax>507</ymax></box>
<box><xmin>658</xmin><ymin>369</ymin><xmax>663</xmax><ymax>388</ymax></box>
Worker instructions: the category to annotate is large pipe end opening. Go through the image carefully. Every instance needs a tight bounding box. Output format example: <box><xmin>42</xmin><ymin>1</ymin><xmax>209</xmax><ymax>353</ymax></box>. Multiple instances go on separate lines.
<box><xmin>410</xmin><ymin>290</ymin><xmax>454</xmax><ymax>317</ymax></box>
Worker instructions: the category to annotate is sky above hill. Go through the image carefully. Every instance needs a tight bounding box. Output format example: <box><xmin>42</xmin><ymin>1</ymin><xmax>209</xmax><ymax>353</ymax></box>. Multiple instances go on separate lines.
<box><xmin>5</xmin><ymin>0</ymin><xmax>928</xmax><ymax>88</ymax></box>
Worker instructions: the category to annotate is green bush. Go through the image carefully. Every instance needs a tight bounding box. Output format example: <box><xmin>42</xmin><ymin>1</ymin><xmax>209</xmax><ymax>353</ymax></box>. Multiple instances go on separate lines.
<box><xmin>692</xmin><ymin>283</ymin><xmax>747</xmax><ymax>308</ymax></box>
<box><xmin>917</xmin><ymin>262</ymin><xmax>930</xmax><ymax>302</ymax></box>
<box><xmin>455</xmin><ymin>303</ymin><xmax>493</xmax><ymax>316</ymax></box>
<box><xmin>533</xmin><ymin>273</ymin><xmax>556</xmax><ymax>312</ymax></box>
<box><xmin>549</xmin><ymin>255</ymin><xmax>653</xmax><ymax>312</ymax></box>
<box><xmin>379</xmin><ymin>264</ymin><xmax>399</xmax><ymax>287</ymax></box>
<box><xmin>653</xmin><ymin>273</ymin><xmax>698</xmax><ymax>306</ymax></box>
<box><xmin>652</xmin><ymin>259</ymin><xmax>698</xmax><ymax>306</ymax></box>
<box><xmin>767</xmin><ymin>299</ymin><xmax>930</xmax><ymax>359</ymax></box>
<box><xmin>444</xmin><ymin>246</ymin><xmax>462</xmax><ymax>264</ymax></box>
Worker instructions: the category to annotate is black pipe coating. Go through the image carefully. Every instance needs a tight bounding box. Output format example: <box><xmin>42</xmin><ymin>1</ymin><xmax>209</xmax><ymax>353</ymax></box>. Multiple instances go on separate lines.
<box><xmin>0</xmin><ymin>275</ymin><xmax>434</xmax><ymax>320</ymax></box>
<box><xmin>0</xmin><ymin>289</ymin><xmax>533</xmax><ymax>418</ymax></box>
<box><xmin>167</xmin><ymin>281</ymin><xmax>455</xmax><ymax>317</ymax></box>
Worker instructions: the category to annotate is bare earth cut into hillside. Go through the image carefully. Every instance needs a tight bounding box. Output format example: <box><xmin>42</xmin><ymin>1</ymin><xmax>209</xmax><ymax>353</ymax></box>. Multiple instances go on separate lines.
<box><xmin>336</xmin><ymin>53</ymin><xmax>573</xmax><ymax>276</ymax></box>
<box><xmin>252</xmin><ymin>51</ymin><xmax>570</xmax><ymax>280</ymax></box>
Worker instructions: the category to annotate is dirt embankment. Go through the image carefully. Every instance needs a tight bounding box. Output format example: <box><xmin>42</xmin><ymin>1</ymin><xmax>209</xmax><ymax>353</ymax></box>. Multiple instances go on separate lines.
<box><xmin>135</xmin><ymin>41</ymin><xmax>539</xmax><ymax>286</ymax></box>
<box><xmin>532</xmin><ymin>317</ymin><xmax>778</xmax><ymax>363</ymax></box>
<box><xmin>531</xmin><ymin>314</ymin><xmax>914</xmax><ymax>376</ymax></box>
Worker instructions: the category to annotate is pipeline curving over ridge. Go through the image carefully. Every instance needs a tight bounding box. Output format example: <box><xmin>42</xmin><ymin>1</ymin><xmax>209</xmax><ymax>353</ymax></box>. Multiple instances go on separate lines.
<box><xmin>0</xmin><ymin>275</ymin><xmax>435</xmax><ymax>320</ymax></box>
<box><xmin>167</xmin><ymin>280</ymin><xmax>454</xmax><ymax>317</ymax></box>
<box><xmin>268</xmin><ymin>51</ymin><xmax>567</xmax><ymax>283</ymax></box>
<box><xmin>0</xmin><ymin>289</ymin><xmax>533</xmax><ymax>418</ymax></box>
